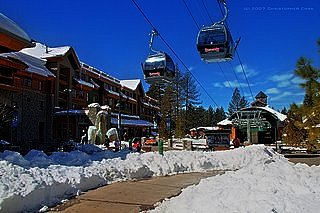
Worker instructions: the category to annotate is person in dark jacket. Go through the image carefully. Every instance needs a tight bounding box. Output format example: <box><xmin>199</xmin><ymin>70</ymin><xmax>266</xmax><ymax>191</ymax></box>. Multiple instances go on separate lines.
<box><xmin>233</xmin><ymin>138</ymin><xmax>240</xmax><ymax>148</ymax></box>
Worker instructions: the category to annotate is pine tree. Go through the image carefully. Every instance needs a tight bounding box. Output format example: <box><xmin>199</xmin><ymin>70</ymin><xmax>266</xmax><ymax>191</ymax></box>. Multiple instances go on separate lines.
<box><xmin>206</xmin><ymin>105</ymin><xmax>215</xmax><ymax>126</ymax></box>
<box><xmin>285</xmin><ymin>39</ymin><xmax>320</xmax><ymax>152</ymax></box>
<box><xmin>146</xmin><ymin>82</ymin><xmax>166</xmax><ymax>101</ymax></box>
<box><xmin>181</xmin><ymin>72</ymin><xmax>201</xmax><ymax>133</ymax></box>
<box><xmin>215</xmin><ymin>107</ymin><xmax>226</xmax><ymax>124</ymax></box>
<box><xmin>228</xmin><ymin>88</ymin><xmax>241</xmax><ymax>116</ymax></box>
<box><xmin>181</xmin><ymin>71</ymin><xmax>201</xmax><ymax>107</ymax></box>
<box><xmin>294</xmin><ymin>57</ymin><xmax>320</xmax><ymax>106</ymax></box>
<box><xmin>280</xmin><ymin>107</ymin><xmax>288</xmax><ymax>115</ymax></box>
<box><xmin>171</xmin><ymin>67</ymin><xmax>185</xmax><ymax>137</ymax></box>
<box><xmin>159</xmin><ymin>86</ymin><xmax>173</xmax><ymax>139</ymax></box>
<box><xmin>283</xmin><ymin>104</ymin><xmax>306</xmax><ymax>147</ymax></box>
<box><xmin>239</xmin><ymin>96</ymin><xmax>249</xmax><ymax>109</ymax></box>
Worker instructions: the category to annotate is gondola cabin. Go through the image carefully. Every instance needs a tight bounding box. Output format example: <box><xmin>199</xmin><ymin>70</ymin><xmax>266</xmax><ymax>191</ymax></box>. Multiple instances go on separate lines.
<box><xmin>142</xmin><ymin>52</ymin><xmax>175</xmax><ymax>84</ymax></box>
<box><xmin>196</xmin><ymin>24</ymin><xmax>234</xmax><ymax>63</ymax></box>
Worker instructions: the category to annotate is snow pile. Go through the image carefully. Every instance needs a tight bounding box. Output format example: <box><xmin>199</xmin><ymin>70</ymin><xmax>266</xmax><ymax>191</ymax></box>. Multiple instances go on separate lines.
<box><xmin>0</xmin><ymin>145</ymin><xmax>273</xmax><ymax>212</ymax></box>
<box><xmin>151</xmin><ymin>150</ymin><xmax>320</xmax><ymax>213</ymax></box>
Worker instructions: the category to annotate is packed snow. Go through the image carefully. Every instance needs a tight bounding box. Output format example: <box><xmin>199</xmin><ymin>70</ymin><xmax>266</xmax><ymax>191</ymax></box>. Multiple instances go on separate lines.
<box><xmin>0</xmin><ymin>145</ymin><xmax>319</xmax><ymax>212</ymax></box>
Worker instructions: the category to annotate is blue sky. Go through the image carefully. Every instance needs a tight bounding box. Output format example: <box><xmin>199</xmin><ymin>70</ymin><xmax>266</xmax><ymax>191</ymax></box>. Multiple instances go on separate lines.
<box><xmin>1</xmin><ymin>0</ymin><xmax>320</xmax><ymax>110</ymax></box>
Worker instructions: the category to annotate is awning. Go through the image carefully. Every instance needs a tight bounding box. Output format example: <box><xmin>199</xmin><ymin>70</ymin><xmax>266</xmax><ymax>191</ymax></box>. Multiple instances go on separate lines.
<box><xmin>54</xmin><ymin>109</ymin><xmax>86</xmax><ymax>115</ymax></box>
<box><xmin>54</xmin><ymin>110</ymin><xmax>153</xmax><ymax>127</ymax></box>
<box><xmin>111</xmin><ymin>117</ymin><xmax>153</xmax><ymax>127</ymax></box>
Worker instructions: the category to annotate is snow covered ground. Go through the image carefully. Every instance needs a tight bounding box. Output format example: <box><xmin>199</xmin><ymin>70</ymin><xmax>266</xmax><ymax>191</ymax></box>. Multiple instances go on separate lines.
<box><xmin>0</xmin><ymin>145</ymin><xmax>319</xmax><ymax>212</ymax></box>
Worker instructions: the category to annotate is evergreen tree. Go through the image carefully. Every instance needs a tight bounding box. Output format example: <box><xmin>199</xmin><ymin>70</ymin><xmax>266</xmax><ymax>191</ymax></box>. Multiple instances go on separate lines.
<box><xmin>239</xmin><ymin>96</ymin><xmax>249</xmax><ymax>109</ymax></box>
<box><xmin>146</xmin><ymin>82</ymin><xmax>166</xmax><ymax>101</ymax></box>
<box><xmin>284</xmin><ymin>39</ymin><xmax>320</xmax><ymax>152</ymax></box>
<box><xmin>181</xmin><ymin>71</ymin><xmax>201</xmax><ymax>133</ymax></box>
<box><xmin>193</xmin><ymin>106</ymin><xmax>206</xmax><ymax>128</ymax></box>
<box><xmin>294</xmin><ymin>57</ymin><xmax>320</xmax><ymax>106</ymax></box>
<box><xmin>206</xmin><ymin>105</ymin><xmax>215</xmax><ymax>126</ymax></box>
<box><xmin>215</xmin><ymin>107</ymin><xmax>227</xmax><ymax>124</ymax></box>
<box><xmin>280</xmin><ymin>107</ymin><xmax>288</xmax><ymax>115</ymax></box>
<box><xmin>181</xmin><ymin>71</ymin><xmax>202</xmax><ymax>107</ymax></box>
<box><xmin>159</xmin><ymin>86</ymin><xmax>173</xmax><ymax>139</ymax></box>
<box><xmin>228</xmin><ymin>88</ymin><xmax>241</xmax><ymax>116</ymax></box>
<box><xmin>283</xmin><ymin>104</ymin><xmax>306</xmax><ymax>147</ymax></box>
<box><xmin>171</xmin><ymin>67</ymin><xmax>185</xmax><ymax>137</ymax></box>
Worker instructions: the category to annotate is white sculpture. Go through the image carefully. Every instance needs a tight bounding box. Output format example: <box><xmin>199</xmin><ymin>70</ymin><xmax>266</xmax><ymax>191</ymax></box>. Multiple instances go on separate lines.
<box><xmin>86</xmin><ymin>103</ymin><xmax>111</xmax><ymax>145</ymax></box>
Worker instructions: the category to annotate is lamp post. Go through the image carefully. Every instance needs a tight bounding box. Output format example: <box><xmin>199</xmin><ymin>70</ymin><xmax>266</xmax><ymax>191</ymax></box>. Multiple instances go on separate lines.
<box><xmin>64</xmin><ymin>88</ymin><xmax>72</xmax><ymax>142</ymax></box>
<box><xmin>116</xmin><ymin>87</ymin><xmax>124</xmax><ymax>148</ymax></box>
<box><xmin>116</xmin><ymin>100</ymin><xmax>122</xmax><ymax>141</ymax></box>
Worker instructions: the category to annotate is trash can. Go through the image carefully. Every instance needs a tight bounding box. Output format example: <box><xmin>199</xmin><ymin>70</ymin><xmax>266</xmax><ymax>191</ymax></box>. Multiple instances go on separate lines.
<box><xmin>158</xmin><ymin>139</ymin><xmax>164</xmax><ymax>155</ymax></box>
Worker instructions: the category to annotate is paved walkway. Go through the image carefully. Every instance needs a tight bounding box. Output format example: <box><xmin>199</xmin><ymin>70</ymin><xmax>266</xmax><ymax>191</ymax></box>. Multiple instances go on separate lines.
<box><xmin>49</xmin><ymin>170</ymin><xmax>225</xmax><ymax>213</ymax></box>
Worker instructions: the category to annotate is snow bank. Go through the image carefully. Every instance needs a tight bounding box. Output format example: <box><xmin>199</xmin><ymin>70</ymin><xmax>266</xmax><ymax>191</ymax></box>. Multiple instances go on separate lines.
<box><xmin>151</xmin><ymin>151</ymin><xmax>320</xmax><ymax>213</ymax></box>
<box><xmin>0</xmin><ymin>145</ymin><xmax>274</xmax><ymax>212</ymax></box>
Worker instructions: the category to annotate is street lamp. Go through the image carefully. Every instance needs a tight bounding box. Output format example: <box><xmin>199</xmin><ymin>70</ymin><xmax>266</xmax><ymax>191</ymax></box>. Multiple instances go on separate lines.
<box><xmin>116</xmin><ymin>100</ymin><xmax>122</xmax><ymax>142</ymax></box>
<box><xmin>116</xmin><ymin>87</ymin><xmax>124</xmax><ymax>148</ymax></box>
<box><xmin>64</xmin><ymin>88</ymin><xmax>72</xmax><ymax>142</ymax></box>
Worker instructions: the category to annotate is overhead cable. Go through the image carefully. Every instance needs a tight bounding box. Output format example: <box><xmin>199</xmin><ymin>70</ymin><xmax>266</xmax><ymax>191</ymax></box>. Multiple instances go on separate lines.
<box><xmin>131</xmin><ymin>0</ymin><xmax>220</xmax><ymax>108</ymax></box>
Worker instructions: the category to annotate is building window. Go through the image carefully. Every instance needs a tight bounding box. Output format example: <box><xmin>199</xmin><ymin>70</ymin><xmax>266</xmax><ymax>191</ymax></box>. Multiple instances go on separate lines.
<box><xmin>24</xmin><ymin>78</ymin><xmax>32</xmax><ymax>87</ymax></box>
<box><xmin>72</xmin><ymin>90</ymin><xmax>76</xmax><ymax>98</ymax></box>
<box><xmin>78</xmin><ymin>90</ymin><xmax>84</xmax><ymax>98</ymax></box>
<box><xmin>40</xmin><ymin>101</ymin><xmax>44</xmax><ymax>110</ymax></box>
<box><xmin>74</xmin><ymin>71</ymin><xmax>80</xmax><ymax>79</ymax></box>
<box><xmin>92</xmin><ymin>95</ymin><xmax>98</xmax><ymax>102</ymax></box>
<box><xmin>38</xmin><ymin>81</ymin><xmax>43</xmax><ymax>91</ymax></box>
<box><xmin>104</xmin><ymin>83</ymin><xmax>109</xmax><ymax>90</ymax></box>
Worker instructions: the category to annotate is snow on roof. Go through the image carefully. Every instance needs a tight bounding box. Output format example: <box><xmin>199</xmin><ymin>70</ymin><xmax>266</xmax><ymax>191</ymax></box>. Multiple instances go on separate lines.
<box><xmin>0</xmin><ymin>13</ymin><xmax>32</xmax><ymax>43</ymax></box>
<box><xmin>217</xmin><ymin>118</ymin><xmax>233</xmax><ymax>126</ymax></box>
<box><xmin>0</xmin><ymin>52</ymin><xmax>55</xmax><ymax>78</ymax></box>
<box><xmin>120</xmin><ymin>79</ymin><xmax>141</xmax><ymax>90</ymax></box>
<box><xmin>90</xmin><ymin>79</ymin><xmax>100</xmax><ymax>88</ymax></box>
<box><xmin>81</xmin><ymin>62</ymin><xmax>121</xmax><ymax>84</ymax></box>
<box><xmin>257</xmin><ymin>106</ymin><xmax>287</xmax><ymax>121</ymax></box>
<box><xmin>73</xmin><ymin>78</ymin><xmax>95</xmax><ymax>89</ymax></box>
<box><xmin>0</xmin><ymin>139</ymin><xmax>10</xmax><ymax>145</ymax></box>
<box><xmin>196</xmin><ymin>126</ymin><xmax>221</xmax><ymax>131</ymax></box>
<box><xmin>21</xmin><ymin>42</ymin><xmax>70</xmax><ymax>59</ymax></box>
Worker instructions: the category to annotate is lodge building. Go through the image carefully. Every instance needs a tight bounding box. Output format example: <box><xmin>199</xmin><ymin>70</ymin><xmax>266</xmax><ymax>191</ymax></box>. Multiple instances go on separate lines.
<box><xmin>218</xmin><ymin>91</ymin><xmax>287</xmax><ymax>145</ymax></box>
<box><xmin>0</xmin><ymin>13</ymin><xmax>159</xmax><ymax>153</ymax></box>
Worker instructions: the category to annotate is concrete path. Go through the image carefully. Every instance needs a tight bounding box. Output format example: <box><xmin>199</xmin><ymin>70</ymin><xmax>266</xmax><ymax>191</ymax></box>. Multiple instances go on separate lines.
<box><xmin>49</xmin><ymin>170</ymin><xmax>225</xmax><ymax>213</ymax></box>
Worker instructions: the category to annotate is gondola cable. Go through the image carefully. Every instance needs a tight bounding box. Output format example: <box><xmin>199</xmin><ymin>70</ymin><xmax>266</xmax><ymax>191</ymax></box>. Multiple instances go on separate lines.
<box><xmin>142</xmin><ymin>29</ymin><xmax>176</xmax><ymax>84</ymax></box>
<box><xmin>184</xmin><ymin>0</ymin><xmax>238</xmax><ymax>94</ymax></box>
<box><xmin>182</xmin><ymin>0</ymin><xmax>201</xmax><ymax>30</ymax></box>
<box><xmin>217</xmin><ymin>63</ymin><xmax>233</xmax><ymax>92</ymax></box>
<box><xmin>200</xmin><ymin>0</ymin><xmax>214</xmax><ymax>24</ymax></box>
<box><xmin>235</xmin><ymin>50</ymin><xmax>254</xmax><ymax>101</ymax></box>
<box><xmin>227</xmin><ymin>61</ymin><xmax>244</xmax><ymax>96</ymax></box>
<box><xmin>131</xmin><ymin>0</ymin><xmax>220</xmax><ymax>108</ymax></box>
<box><xmin>196</xmin><ymin>0</ymin><xmax>234</xmax><ymax>62</ymax></box>
<box><xmin>216</xmin><ymin>0</ymin><xmax>255</xmax><ymax>101</ymax></box>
